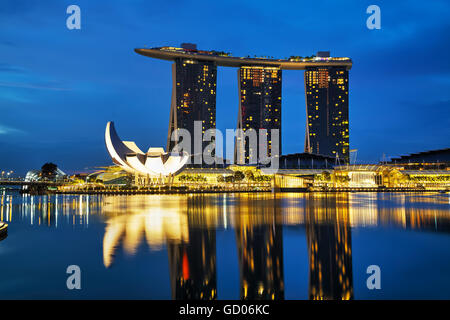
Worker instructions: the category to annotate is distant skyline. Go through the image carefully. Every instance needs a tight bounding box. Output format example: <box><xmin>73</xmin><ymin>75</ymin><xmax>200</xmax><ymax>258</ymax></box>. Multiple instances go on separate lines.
<box><xmin>1</xmin><ymin>0</ymin><xmax>449</xmax><ymax>174</ymax></box>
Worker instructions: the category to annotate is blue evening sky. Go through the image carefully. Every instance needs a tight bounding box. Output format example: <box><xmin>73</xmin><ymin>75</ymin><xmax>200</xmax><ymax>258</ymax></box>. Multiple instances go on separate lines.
<box><xmin>1</xmin><ymin>0</ymin><xmax>449</xmax><ymax>174</ymax></box>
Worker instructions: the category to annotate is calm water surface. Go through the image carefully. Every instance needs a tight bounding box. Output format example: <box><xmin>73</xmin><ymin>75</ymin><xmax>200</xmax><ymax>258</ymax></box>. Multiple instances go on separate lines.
<box><xmin>0</xmin><ymin>191</ymin><xmax>449</xmax><ymax>299</ymax></box>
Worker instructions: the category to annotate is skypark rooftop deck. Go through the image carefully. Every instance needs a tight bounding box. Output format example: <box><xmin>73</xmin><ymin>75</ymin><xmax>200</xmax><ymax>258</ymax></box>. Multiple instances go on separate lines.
<box><xmin>134</xmin><ymin>46</ymin><xmax>352</xmax><ymax>70</ymax></box>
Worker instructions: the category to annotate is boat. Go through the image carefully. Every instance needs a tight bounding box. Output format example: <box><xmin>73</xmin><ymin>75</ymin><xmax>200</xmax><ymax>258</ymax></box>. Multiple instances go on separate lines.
<box><xmin>0</xmin><ymin>222</ymin><xmax>7</xmax><ymax>240</ymax></box>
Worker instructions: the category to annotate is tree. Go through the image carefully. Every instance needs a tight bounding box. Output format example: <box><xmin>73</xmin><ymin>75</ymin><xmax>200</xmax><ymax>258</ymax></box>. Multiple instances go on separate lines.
<box><xmin>234</xmin><ymin>171</ymin><xmax>245</xmax><ymax>182</ymax></box>
<box><xmin>244</xmin><ymin>170</ymin><xmax>254</xmax><ymax>181</ymax></box>
<box><xmin>334</xmin><ymin>173</ymin><xmax>350</xmax><ymax>184</ymax></box>
<box><xmin>321</xmin><ymin>171</ymin><xmax>331</xmax><ymax>181</ymax></box>
<box><xmin>194</xmin><ymin>174</ymin><xmax>207</xmax><ymax>182</ymax></box>
<box><xmin>225</xmin><ymin>175</ymin><xmax>235</xmax><ymax>183</ymax></box>
<box><xmin>253</xmin><ymin>175</ymin><xmax>272</xmax><ymax>182</ymax></box>
<box><xmin>41</xmin><ymin>163</ymin><xmax>58</xmax><ymax>179</ymax></box>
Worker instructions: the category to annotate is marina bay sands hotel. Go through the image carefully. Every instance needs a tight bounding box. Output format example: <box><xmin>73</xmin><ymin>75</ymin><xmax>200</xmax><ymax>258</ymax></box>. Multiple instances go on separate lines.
<box><xmin>135</xmin><ymin>44</ymin><xmax>352</xmax><ymax>164</ymax></box>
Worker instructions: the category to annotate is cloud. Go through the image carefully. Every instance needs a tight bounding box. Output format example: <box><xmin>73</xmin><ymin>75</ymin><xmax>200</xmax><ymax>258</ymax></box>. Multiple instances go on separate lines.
<box><xmin>0</xmin><ymin>63</ymin><xmax>71</xmax><ymax>93</ymax></box>
<box><xmin>0</xmin><ymin>81</ymin><xmax>70</xmax><ymax>91</ymax></box>
<box><xmin>0</xmin><ymin>124</ymin><xmax>25</xmax><ymax>135</ymax></box>
<box><xmin>0</xmin><ymin>63</ymin><xmax>25</xmax><ymax>73</ymax></box>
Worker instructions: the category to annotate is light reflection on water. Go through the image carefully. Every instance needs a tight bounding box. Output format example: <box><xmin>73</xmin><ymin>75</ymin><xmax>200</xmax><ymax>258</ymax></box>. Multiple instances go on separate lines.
<box><xmin>0</xmin><ymin>191</ymin><xmax>449</xmax><ymax>299</ymax></box>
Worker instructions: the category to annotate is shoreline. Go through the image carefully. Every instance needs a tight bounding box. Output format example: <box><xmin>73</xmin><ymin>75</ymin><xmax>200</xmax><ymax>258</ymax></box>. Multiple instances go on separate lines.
<box><xmin>31</xmin><ymin>188</ymin><xmax>449</xmax><ymax>195</ymax></box>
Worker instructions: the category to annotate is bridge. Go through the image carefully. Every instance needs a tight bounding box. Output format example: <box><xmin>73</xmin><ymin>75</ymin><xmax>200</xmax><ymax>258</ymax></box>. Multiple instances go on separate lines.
<box><xmin>0</xmin><ymin>180</ymin><xmax>64</xmax><ymax>194</ymax></box>
<box><xmin>0</xmin><ymin>180</ymin><xmax>63</xmax><ymax>187</ymax></box>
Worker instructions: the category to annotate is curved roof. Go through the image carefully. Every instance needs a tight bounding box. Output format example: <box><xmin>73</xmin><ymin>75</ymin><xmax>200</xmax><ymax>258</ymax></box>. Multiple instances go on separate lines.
<box><xmin>334</xmin><ymin>164</ymin><xmax>385</xmax><ymax>171</ymax></box>
<box><xmin>389</xmin><ymin>148</ymin><xmax>450</xmax><ymax>163</ymax></box>
<box><xmin>402</xmin><ymin>170</ymin><xmax>450</xmax><ymax>175</ymax></box>
<box><xmin>135</xmin><ymin>48</ymin><xmax>352</xmax><ymax>70</ymax></box>
<box><xmin>105</xmin><ymin>121</ymin><xmax>189</xmax><ymax>176</ymax></box>
<box><xmin>105</xmin><ymin>122</ymin><xmax>136</xmax><ymax>173</ymax></box>
<box><xmin>25</xmin><ymin>170</ymin><xmax>41</xmax><ymax>182</ymax></box>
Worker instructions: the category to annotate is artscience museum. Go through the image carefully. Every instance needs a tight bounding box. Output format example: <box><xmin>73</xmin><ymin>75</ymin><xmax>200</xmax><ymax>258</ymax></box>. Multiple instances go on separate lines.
<box><xmin>105</xmin><ymin>121</ymin><xmax>189</xmax><ymax>179</ymax></box>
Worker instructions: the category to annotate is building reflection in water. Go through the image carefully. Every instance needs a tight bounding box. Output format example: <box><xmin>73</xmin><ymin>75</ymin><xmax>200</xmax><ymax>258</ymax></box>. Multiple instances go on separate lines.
<box><xmin>100</xmin><ymin>194</ymin><xmax>220</xmax><ymax>299</ymax></box>
<box><xmin>345</xmin><ymin>192</ymin><xmax>450</xmax><ymax>233</ymax></box>
<box><xmin>168</xmin><ymin>195</ymin><xmax>218</xmax><ymax>300</ymax></box>
<box><xmin>2</xmin><ymin>190</ymin><xmax>450</xmax><ymax>300</ymax></box>
<box><xmin>374</xmin><ymin>193</ymin><xmax>450</xmax><ymax>232</ymax></box>
<box><xmin>233</xmin><ymin>194</ymin><xmax>284</xmax><ymax>300</ymax></box>
<box><xmin>101</xmin><ymin>195</ymin><xmax>191</xmax><ymax>267</ymax></box>
<box><xmin>305</xmin><ymin>193</ymin><xmax>353</xmax><ymax>300</ymax></box>
<box><xmin>1</xmin><ymin>193</ymin><xmax>93</xmax><ymax>227</ymax></box>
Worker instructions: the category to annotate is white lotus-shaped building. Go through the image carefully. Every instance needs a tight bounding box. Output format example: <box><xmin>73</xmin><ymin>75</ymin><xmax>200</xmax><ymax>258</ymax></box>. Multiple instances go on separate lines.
<box><xmin>105</xmin><ymin>121</ymin><xmax>189</xmax><ymax>176</ymax></box>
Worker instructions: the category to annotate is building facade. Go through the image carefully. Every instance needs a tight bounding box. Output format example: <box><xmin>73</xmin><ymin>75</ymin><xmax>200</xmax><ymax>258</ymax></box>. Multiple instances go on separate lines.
<box><xmin>168</xmin><ymin>58</ymin><xmax>217</xmax><ymax>165</ymax></box>
<box><xmin>135</xmin><ymin>46</ymin><xmax>352</xmax><ymax>165</ymax></box>
<box><xmin>304</xmin><ymin>65</ymin><xmax>349</xmax><ymax>162</ymax></box>
<box><xmin>279</xmin><ymin>152</ymin><xmax>336</xmax><ymax>169</ymax></box>
<box><xmin>235</xmin><ymin>66</ymin><xmax>282</xmax><ymax>164</ymax></box>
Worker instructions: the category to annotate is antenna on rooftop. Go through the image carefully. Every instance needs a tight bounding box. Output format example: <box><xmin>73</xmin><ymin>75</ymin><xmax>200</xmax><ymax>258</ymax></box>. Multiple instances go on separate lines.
<box><xmin>381</xmin><ymin>153</ymin><xmax>387</xmax><ymax>164</ymax></box>
<box><xmin>350</xmin><ymin>149</ymin><xmax>358</xmax><ymax>165</ymax></box>
<box><xmin>335</xmin><ymin>153</ymin><xmax>341</xmax><ymax>167</ymax></box>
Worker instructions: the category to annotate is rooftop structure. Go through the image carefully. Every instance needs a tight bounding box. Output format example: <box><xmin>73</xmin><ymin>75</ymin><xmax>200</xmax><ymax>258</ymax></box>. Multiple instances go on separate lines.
<box><xmin>135</xmin><ymin>46</ymin><xmax>352</xmax><ymax>70</ymax></box>
<box><xmin>388</xmin><ymin>148</ymin><xmax>450</xmax><ymax>164</ymax></box>
<box><xmin>279</xmin><ymin>152</ymin><xmax>336</xmax><ymax>169</ymax></box>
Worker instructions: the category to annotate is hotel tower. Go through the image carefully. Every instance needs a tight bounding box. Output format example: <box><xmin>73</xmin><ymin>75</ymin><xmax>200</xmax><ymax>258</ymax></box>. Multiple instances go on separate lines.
<box><xmin>135</xmin><ymin>45</ymin><xmax>352</xmax><ymax>164</ymax></box>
